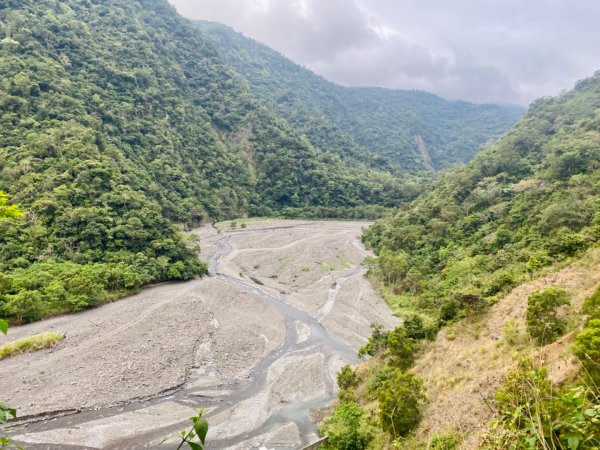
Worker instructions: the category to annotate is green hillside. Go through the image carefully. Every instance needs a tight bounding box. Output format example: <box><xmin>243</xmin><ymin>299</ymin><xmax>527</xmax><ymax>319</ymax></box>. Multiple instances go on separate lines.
<box><xmin>0</xmin><ymin>0</ymin><xmax>413</xmax><ymax>323</ymax></box>
<box><xmin>197</xmin><ymin>21</ymin><xmax>523</xmax><ymax>172</ymax></box>
<box><xmin>363</xmin><ymin>72</ymin><xmax>600</xmax><ymax>324</ymax></box>
<box><xmin>319</xmin><ymin>72</ymin><xmax>600</xmax><ymax>450</ymax></box>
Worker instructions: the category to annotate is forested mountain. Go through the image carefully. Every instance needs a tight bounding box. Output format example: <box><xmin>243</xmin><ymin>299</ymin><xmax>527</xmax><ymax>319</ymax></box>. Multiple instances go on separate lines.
<box><xmin>197</xmin><ymin>21</ymin><xmax>523</xmax><ymax>172</ymax></box>
<box><xmin>319</xmin><ymin>72</ymin><xmax>600</xmax><ymax>449</ymax></box>
<box><xmin>0</xmin><ymin>0</ymin><xmax>417</xmax><ymax>323</ymax></box>
<box><xmin>365</xmin><ymin>71</ymin><xmax>600</xmax><ymax>328</ymax></box>
<box><xmin>0</xmin><ymin>0</ymin><xmax>520</xmax><ymax>325</ymax></box>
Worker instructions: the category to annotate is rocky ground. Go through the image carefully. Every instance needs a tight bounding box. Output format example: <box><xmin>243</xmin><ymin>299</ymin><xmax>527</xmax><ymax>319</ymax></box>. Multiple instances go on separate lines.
<box><xmin>1</xmin><ymin>219</ymin><xmax>398</xmax><ymax>449</ymax></box>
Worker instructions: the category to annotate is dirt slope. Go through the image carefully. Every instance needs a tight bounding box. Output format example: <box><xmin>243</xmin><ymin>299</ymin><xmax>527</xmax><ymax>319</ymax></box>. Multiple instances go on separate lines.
<box><xmin>413</xmin><ymin>249</ymin><xmax>600</xmax><ymax>448</ymax></box>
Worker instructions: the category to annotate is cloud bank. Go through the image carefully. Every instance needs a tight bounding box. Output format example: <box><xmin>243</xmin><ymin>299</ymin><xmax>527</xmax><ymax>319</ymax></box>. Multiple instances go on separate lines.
<box><xmin>168</xmin><ymin>0</ymin><xmax>600</xmax><ymax>105</ymax></box>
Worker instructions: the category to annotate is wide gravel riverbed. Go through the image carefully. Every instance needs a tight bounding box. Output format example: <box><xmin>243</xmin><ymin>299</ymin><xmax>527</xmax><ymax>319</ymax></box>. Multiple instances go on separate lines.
<box><xmin>1</xmin><ymin>219</ymin><xmax>398</xmax><ymax>449</ymax></box>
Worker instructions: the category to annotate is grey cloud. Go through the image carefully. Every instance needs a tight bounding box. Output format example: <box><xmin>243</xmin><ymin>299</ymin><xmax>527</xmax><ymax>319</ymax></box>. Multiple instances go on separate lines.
<box><xmin>169</xmin><ymin>0</ymin><xmax>600</xmax><ymax>105</ymax></box>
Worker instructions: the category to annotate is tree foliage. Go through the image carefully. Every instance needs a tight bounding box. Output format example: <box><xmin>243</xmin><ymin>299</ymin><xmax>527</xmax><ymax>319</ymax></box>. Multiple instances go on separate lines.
<box><xmin>526</xmin><ymin>288</ymin><xmax>570</xmax><ymax>344</ymax></box>
<box><xmin>198</xmin><ymin>21</ymin><xmax>522</xmax><ymax>173</ymax></box>
<box><xmin>376</xmin><ymin>369</ymin><xmax>425</xmax><ymax>438</ymax></box>
<box><xmin>574</xmin><ymin>319</ymin><xmax>600</xmax><ymax>386</ymax></box>
<box><xmin>0</xmin><ymin>0</ymin><xmax>426</xmax><ymax>323</ymax></box>
<box><xmin>363</xmin><ymin>72</ymin><xmax>600</xmax><ymax>324</ymax></box>
<box><xmin>318</xmin><ymin>402</ymin><xmax>372</xmax><ymax>450</ymax></box>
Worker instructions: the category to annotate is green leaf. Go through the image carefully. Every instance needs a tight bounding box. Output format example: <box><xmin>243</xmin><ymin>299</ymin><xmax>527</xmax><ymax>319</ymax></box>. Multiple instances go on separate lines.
<box><xmin>0</xmin><ymin>319</ymin><xmax>8</xmax><ymax>335</ymax></box>
<box><xmin>193</xmin><ymin>418</ymin><xmax>208</xmax><ymax>445</ymax></box>
<box><xmin>568</xmin><ymin>436</ymin><xmax>580</xmax><ymax>450</ymax></box>
<box><xmin>188</xmin><ymin>443</ymin><xmax>203</xmax><ymax>450</ymax></box>
<box><xmin>584</xmin><ymin>408</ymin><xmax>596</xmax><ymax>417</ymax></box>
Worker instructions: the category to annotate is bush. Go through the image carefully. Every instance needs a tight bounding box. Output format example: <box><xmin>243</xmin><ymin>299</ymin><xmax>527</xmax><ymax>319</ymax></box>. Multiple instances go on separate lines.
<box><xmin>319</xmin><ymin>402</ymin><xmax>371</xmax><ymax>450</ymax></box>
<box><xmin>386</xmin><ymin>326</ymin><xmax>416</xmax><ymax>370</ymax></box>
<box><xmin>582</xmin><ymin>286</ymin><xmax>600</xmax><ymax>321</ymax></box>
<box><xmin>358</xmin><ymin>323</ymin><xmax>389</xmax><ymax>357</ymax></box>
<box><xmin>404</xmin><ymin>315</ymin><xmax>426</xmax><ymax>340</ymax></box>
<box><xmin>484</xmin><ymin>361</ymin><xmax>600</xmax><ymax>449</ymax></box>
<box><xmin>573</xmin><ymin>319</ymin><xmax>600</xmax><ymax>386</ymax></box>
<box><xmin>526</xmin><ymin>288</ymin><xmax>570</xmax><ymax>344</ymax></box>
<box><xmin>376</xmin><ymin>369</ymin><xmax>425</xmax><ymax>438</ymax></box>
<box><xmin>337</xmin><ymin>364</ymin><xmax>359</xmax><ymax>391</ymax></box>
<box><xmin>439</xmin><ymin>300</ymin><xmax>460</xmax><ymax>326</ymax></box>
<box><xmin>428</xmin><ymin>431</ymin><xmax>461</xmax><ymax>450</ymax></box>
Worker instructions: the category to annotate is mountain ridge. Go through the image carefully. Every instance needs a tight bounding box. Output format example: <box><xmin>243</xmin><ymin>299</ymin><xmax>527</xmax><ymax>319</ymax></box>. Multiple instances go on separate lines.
<box><xmin>197</xmin><ymin>20</ymin><xmax>524</xmax><ymax>172</ymax></box>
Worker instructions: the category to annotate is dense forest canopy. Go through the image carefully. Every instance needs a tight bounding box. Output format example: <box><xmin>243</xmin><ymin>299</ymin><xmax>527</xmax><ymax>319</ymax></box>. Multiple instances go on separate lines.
<box><xmin>363</xmin><ymin>72</ymin><xmax>600</xmax><ymax>327</ymax></box>
<box><xmin>0</xmin><ymin>0</ymin><xmax>405</xmax><ymax>322</ymax></box>
<box><xmin>0</xmin><ymin>0</ymin><xmax>517</xmax><ymax>324</ymax></box>
<box><xmin>197</xmin><ymin>21</ymin><xmax>523</xmax><ymax>173</ymax></box>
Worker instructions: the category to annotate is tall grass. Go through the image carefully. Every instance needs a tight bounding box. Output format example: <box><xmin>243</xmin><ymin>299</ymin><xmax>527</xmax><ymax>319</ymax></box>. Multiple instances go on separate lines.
<box><xmin>0</xmin><ymin>332</ymin><xmax>64</xmax><ymax>360</ymax></box>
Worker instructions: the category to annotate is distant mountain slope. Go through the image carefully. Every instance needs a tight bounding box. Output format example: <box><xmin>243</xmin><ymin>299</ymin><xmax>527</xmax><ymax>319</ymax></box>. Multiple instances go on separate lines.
<box><xmin>197</xmin><ymin>21</ymin><xmax>523</xmax><ymax>172</ymax></box>
<box><xmin>327</xmin><ymin>71</ymin><xmax>600</xmax><ymax>449</ymax></box>
<box><xmin>0</xmin><ymin>0</ymin><xmax>413</xmax><ymax>323</ymax></box>
<box><xmin>364</xmin><ymin>71</ymin><xmax>600</xmax><ymax>320</ymax></box>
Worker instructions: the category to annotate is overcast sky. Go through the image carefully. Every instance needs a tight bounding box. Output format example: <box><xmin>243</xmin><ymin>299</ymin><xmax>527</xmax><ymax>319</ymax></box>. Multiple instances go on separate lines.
<box><xmin>168</xmin><ymin>0</ymin><xmax>600</xmax><ymax>106</ymax></box>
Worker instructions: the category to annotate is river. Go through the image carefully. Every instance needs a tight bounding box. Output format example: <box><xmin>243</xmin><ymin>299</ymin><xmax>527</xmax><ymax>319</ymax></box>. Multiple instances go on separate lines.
<box><xmin>2</xmin><ymin>220</ymin><xmax>398</xmax><ymax>449</ymax></box>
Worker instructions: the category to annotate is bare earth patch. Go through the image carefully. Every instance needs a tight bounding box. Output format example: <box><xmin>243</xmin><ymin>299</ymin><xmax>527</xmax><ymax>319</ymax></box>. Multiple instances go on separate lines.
<box><xmin>413</xmin><ymin>249</ymin><xmax>600</xmax><ymax>448</ymax></box>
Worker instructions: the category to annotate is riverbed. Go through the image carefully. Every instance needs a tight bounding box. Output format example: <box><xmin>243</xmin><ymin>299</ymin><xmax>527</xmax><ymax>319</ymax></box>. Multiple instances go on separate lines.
<box><xmin>1</xmin><ymin>219</ymin><xmax>398</xmax><ymax>449</ymax></box>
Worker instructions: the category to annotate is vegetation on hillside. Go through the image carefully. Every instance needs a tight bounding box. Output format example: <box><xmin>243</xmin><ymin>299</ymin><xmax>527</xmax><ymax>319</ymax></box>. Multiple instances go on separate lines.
<box><xmin>197</xmin><ymin>21</ymin><xmax>522</xmax><ymax>172</ymax></box>
<box><xmin>0</xmin><ymin>0</ymin><xmax>412</xmax><ymax>324</ymax></box>
<box><xmin>320</xmin><ymin>321</ymin><xmax>427</xmax><ymax>449</ymax></box>
<box><xmin>363</xmin><ymin>72</ymin><xmax>600</xmax><ymax>329</ymax></box>
<box><xmin>322</xmin><ymin>73</ymin><xmax>600</xmax><ymax>448</ymax></box>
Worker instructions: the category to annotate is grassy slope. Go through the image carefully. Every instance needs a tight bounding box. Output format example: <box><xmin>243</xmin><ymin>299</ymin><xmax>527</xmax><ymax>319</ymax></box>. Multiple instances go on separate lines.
<box><xmin>412</xmin><ymin>249</ymin><xmax>600</xmax><ymax>448</ymax></box>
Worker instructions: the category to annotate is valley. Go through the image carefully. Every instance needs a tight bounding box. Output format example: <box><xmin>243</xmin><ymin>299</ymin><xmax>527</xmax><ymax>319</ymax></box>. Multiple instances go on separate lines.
<box><xmin>1</xmin><ymin>220</ymin><xmax>397</xmax><ymax>449</ymax></box>
<box><xmin>1</xmin><ymin>1</ymin><xmax>599</xmax><ymax>448</ymax></box>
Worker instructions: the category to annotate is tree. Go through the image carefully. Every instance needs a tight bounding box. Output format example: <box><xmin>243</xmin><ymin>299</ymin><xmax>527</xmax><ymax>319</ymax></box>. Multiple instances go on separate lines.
<box><xmin>376</xmin><ymin>370</ymin><xmax>425</xmax><ymax>438</ymax></box>
<box><xmin>319</xmin><ymin>402</ymin><xmax>370</xmax><ymax>450</ymax></box>
<box><xmin>337</xmin><ymin>364</ymin><xmax>359</xmax><ymax>391</ymax></box>
<box><xmin>526</xmin><ymin>288</ymin><xmax>570</xmax><ymax>344</ymax></box>
<box><xmin>386</xmin><ymin>326</ymin><xmax>415</xmax><ymax>370</ymax></box>
<box><xmin>358</xmin><ymin>323</ymin><xmax>389</xmax><ymax>357</ymax></box>
<box><xmin>0</xmin><ymin>192</ymin><xmax>23</xmax><ymax>219</ymax></box>
<box><xmin>404</xmin><ymin>315</ymin><xmax>426</xmax><ymax>340</ymax></box>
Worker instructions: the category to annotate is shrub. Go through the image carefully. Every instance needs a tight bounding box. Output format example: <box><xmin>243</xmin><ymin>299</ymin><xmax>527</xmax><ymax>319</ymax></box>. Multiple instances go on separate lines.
<box><xmin>358</xmin><ymin>323</ymin><xmax>389</xmax><ymax>357</ymax></box>
<box><xmin>526</xmin><ymin>249</ymin><xmax>552</xmax><ymax>273</ymax></box>
<box><xmin>337</xmin><ymin>364</ymin><xmax>359</xmax><ymax>391</ymax></box>
<box><xmin>404</xmin><ymin>315</ymin><xmax>426</xmax><ymax>340</ymax></box>
<box><xmin>428</xmin><ymin>431</ymin><xmax>461</xmax><ymax>450</ymax></box>
<box><xmin>439</xmin><ymin>300</ymin><xmax>460</xmax><ymax>326</ymax></box>
<box><xmin>484</xmin><ymin>361</ymin><xmax>600</xmax><ymax>449</ymax></box>
<box><xmin>582</xmin><ymin>286</ymin><xmax>600</xmax><ymax>321</ymax></box>
<box><xmin>526</xmin><ymin>288</ymin><xmax>570</xmax><ymax>344</ymax></box>
<box><xmin>387</xmin><ymin>326</ymin><xmax>415</xmax><ymax>370</ymax></box>
<box><xmin>319</xmin><ymin>402</ymin><xmax>371</xmax><ymax>450</ymax></box>
<box><xmin>377</xmin><ymin>369</ymin><xmax>425</xmax><ymax>438</ymax></box>
<box><xmin>573</xmin><ymin>319</ymin><xmax>600</xmax><ymax>386</ymax></box>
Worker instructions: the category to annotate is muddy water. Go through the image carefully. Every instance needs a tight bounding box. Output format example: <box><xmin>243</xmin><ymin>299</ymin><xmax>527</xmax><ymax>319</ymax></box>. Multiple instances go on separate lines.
<box><xmin>10</xmin><ymin>222</ymin><xmax>388</xmax><ymax>449</ymax></box>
